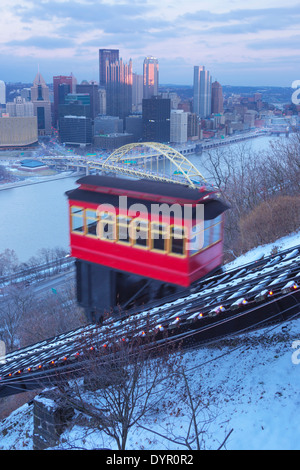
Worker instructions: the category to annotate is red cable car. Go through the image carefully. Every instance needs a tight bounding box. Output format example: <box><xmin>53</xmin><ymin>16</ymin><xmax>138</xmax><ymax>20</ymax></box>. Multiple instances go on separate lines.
<box><xmin>66</xmin><ymin>175</ymin><xmax>229</xmax><ymax>321</ymax></box>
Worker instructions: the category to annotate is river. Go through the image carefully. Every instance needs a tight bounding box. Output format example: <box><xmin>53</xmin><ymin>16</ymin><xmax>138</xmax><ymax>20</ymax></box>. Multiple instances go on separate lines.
<box><xmin>0</xmin><ymin>134</ymin><xmax>285</xmax><ymax>263</ymax></box>
<box><xmin>0</xmin><ymin>175</ymin><xmax>78</xmax><ymax>263</ymax></box>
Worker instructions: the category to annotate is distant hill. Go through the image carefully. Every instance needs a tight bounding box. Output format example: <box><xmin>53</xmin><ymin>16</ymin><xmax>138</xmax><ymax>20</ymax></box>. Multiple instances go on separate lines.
<box><xmin>159</xmin><ymin>84</ymin><xmax>293</xmax><ymax>104</ymax></box>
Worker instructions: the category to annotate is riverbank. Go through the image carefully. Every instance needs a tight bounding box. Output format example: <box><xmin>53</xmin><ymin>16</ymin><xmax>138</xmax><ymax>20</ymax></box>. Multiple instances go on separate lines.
<box><xmin>0</xmin><ymin>171</ymin><xmax>84</xmax><ymax>191</ymax></box>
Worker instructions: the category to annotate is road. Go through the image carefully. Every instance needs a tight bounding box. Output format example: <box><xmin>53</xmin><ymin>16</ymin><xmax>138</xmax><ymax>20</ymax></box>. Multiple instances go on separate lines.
<box><xmin>31</xmin><ymin>268</ymin><xmax>75</xmax><ymax>299</ymax></box>
<box><xmin>0</xmin><ymin>266</ymin><xmax>76</xmax><ymax>303</ymax></box>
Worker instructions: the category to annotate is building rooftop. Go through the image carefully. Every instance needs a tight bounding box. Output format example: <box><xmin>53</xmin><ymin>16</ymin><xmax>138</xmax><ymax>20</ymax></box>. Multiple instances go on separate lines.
<box><xmin>20</xmin><ymin>159</ymin><xmax>45</xmax><ymax>168</ymax></box>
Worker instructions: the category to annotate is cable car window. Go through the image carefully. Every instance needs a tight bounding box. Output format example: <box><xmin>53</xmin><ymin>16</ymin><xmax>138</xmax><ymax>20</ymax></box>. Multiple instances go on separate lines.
<box><xmin>131</xmin><ymin>219</ymin><xmax>149</xmax><ymax>249</ymax></box>
<box><xmin>85</xmin><ymin>209</ymin><xmax>98</xmax><ymax>237</ymax></box>
<box><xmin>170</xmin><ymin>226</ymin><xmax>185</xmax><ymax>256</ymax></box>
<box><xmin>189</xmin><ymin>224</ymin><xmax>204</xmax><ymax>255</ymax></box>
<box><xmin>211</xmin><ymin>215</ymin><xmax>222</xmax><ymax>244</ymax></box>
<box><xmin>99</xmin><ymin>212</ymin><xmax>116</xmax><ymax>241</ymax></box>
<box><xmin>202</xmin><ymin>220</ymin><xmax>212</xmax><ymax>249</ymax></box>
<box><xmin>151</xmin><ymin>223</ymin><xmax>168</xmax><ymax>252</ymax></box>
<box><xmin>117</xmin><ymin>216</ymin><xmax>132</xmax><ymax>244</ymax></box>
<box><xmin>71</xmin><ymin>206</ymin><xmax>84</xmax><ymax>233</ymax></box>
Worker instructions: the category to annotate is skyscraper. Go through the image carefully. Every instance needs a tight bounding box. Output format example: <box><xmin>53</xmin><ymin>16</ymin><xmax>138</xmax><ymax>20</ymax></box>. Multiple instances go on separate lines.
<box><xmin>31</xmin><ymin>71</ymin><xmax>51</xmax><ymax>135</ymax></box>
<box><xmin>6</xmin><ymin>97</ymin><xmax>34</xmax><ymax>117</ymax></box>
<box><xmin>193</xmin><ymin>66</ymin><xmax>212</xmax><ymax>118</ymax></box>
<box><xmin>132</xmin><ymin>73</ymin><xmax>143</xmax><ymax>112</ymax></box>
<box><xmin>98</xmin><ymin>87</ymin><xmax>106</xmax><ymax>115</ymax></box>
<box><xmin>105</xmin><ymin>57</ymin><xmax>133</xmax><ymax>120</ymax></box>
<box><xmin>0</xmin><ymin>81</ymin><xmax>6</xmax><ymax>107</ymax></box>
<box><xmin>211</xmin><ymin>81</ymin><xmax>224</xmax><ymax>114</ymax></box>
<box><xmin>76</xmin><ymin>81</ymin><xmax>100</xmax><ymax>119</ymax></box>
<box><xmin>143</xmin><ymin>56</ymin><xmax>159</xmax><ymax>99</ymax></box>
<box><xmin>170</xmin><ymin>110</ymin><xmax>188</xmax><ymax>143</ymax></box>
<box><xmin>99</xmin><ymin>49</ymin><xmax>119</xmax><ymax>87</ymax></box>
<box><xmin>53</xmin><ymin>74</ymin><xmax>77</xmax><ymax>126</ymax></box>
<box><xmin>142</xmin><ymin>96</ymin><xmax>170</xmax><ymax>142</ymax></box>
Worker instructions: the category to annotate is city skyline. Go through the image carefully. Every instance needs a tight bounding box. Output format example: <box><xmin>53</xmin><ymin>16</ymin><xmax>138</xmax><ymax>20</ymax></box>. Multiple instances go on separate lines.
<box><xmin>0</xmin><ymin>0</ymin><xmax>299</xmax><ymax>87</ymax></box>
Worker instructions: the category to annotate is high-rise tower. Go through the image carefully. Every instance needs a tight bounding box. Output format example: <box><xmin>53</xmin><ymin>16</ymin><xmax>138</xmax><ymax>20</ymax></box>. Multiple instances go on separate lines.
<box><xmin>142</xmin><ymin>96</ymin><xmax>170</xmax><ymax>142</ymax></box>
<box><xmin>0</xmin><ymin>81</ymin><xmax>6</xmax><ymax>107</ymax></box>
<box><xmin>99</xmin><ymin>49</ymin><xmax>119</xmax><ymax>87</ymax></box>
<box><xmin>53</xmin><ymin>74</ymin><xmax>77</xmax><ymax>126</ymax></box>
<box><xmin>76</xmin><ymin>81</ymin><xmax>100</xmax><ymax>119</ymax></box>
<box><xmin>143</xmin><ymin>56</ymin><xmax>159</xmax><ymax>99</ymax></box>
<box><xmin>211</xmin><ymin>81</ymin><xmax>223</xmax><ymax>114</ymax></box>
<box><xmin>193</xmin><ymin>66</ymin><xmax>212</xmax><ymax>118</ymax></box>
<box><xmin>31</xmin><ymin>71</ymin><xmax>51</xmax><ymax>135</ymax></box>
<box><xmin>105</xmin><ymin>57</ymin><xmax>133</xmax><ymax>120</ymax></box>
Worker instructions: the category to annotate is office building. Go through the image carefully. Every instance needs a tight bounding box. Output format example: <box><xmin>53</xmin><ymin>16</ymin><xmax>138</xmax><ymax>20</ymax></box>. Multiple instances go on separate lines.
<box><xmin>211</xmin><ymin>81</ymin><xmax>223</xmax><ymax>114</ymax></box>
<box><xmin>59</xmin><ymin>115</ymin><xmax>92</xmax><ymax>146</ymax></box>
<box><xmin>170</xmin><ymin>110</ymin><xmax>188</xmax><ymax>143</ymax></box>
<box><xmin>193</xmin><ymin>66</ymin><xmax>212</xmax><ymax>118</ymax></box>
<box><xmin>161</xmin><ymin>91</ymin><xmax>181</xmax><ymax>109</ymax></box>
<box><xmin>6</xmin><ymin>97</ymin><xmax>34</xmax><ymax>117</ymax></box>
<box><xmin>142</xmin><ymin>96</ymin><xmax>170</xmax><ymax>142</ymax></box>
<box><xmin>187</xmin><ymin>113</ymin><xmax>199</xmax><ymax>139</ymax></box>
<box><xmin>31</xmin><ymin>72</ymin><xmax>51</xmax><ymax>135</ymax></box>
<box><xmin>0</xmin><ymin>81</ymin><xmax>6</xmax><ymax>106</ymax></box>
<box><xmin>105</xmin><ymin>57</ymin><xmax>133</xmax><ymax>120</ymax></box>
<box><xmin>58</xmin><ymin>94</ymin><xmax>91</xmax><ymax>122</ymax></box>
<box><xmin>94</xmin><ymin>132</ymin><xmax>134</xmax><ymax>150</ymax></box>
<box><xmin>65</xmin><ymin>93</ymin><xmax>90</xmax><ymax>107</ymax></box>
<box><xmin>132</xmin><ymin>73</ymin><xmax>143</xmax><ymax>112</ymax></box>
<box><xmin>94</xmin><ymin>115</ymin><xmax>123</xmax><ymax>135</ymax></box>
<box><xmin>20</xmin><ymin>88</ymin><xmax>31</xmax><ymax>101</ymax></box>
<box><xmin>53</xmin><ymin>74</ymin><xmax>77</xmax><ymax>126</ymax></box>
<box><xmin>98</xmin><ymin>87</ymin><xmax>106</xmax><ymax>115</ymax></box>
<box><xmin>0</xmin><ymin>116</ymin><xmax>38</xmax><ymax>148</ymax></box>
<box><xmin>99</xmin><ymin>49</ymin><xmax>119</xmax><ymax>87</ymax></box>
<box><xmin>125</xmin><ymin>115</ymin><xmax>143</xmax><ymax>141</ymax></box>
<box><xmin>76</xmin><ymin>81</ymin><xmax>100</xmax><ymax>119</ymax></box>
<box><xmin>143</xmin><ymin>56</ymin><xmax>159</xmax><ymax>99</ymax></box>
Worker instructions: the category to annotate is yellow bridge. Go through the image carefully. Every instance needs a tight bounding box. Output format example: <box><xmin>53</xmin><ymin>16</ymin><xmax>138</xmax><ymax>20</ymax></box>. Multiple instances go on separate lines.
<box><xmin>38</xmin><ymin>142</ymin><xmax>208</xmax><ymax>189</ymax></box>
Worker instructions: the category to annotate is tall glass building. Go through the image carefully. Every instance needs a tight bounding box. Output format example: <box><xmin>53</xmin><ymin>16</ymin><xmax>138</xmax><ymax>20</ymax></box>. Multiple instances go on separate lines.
<box><xmin>31</xmin><ymin>72</ymin><xmax>51</xmax><ymax>135</ymax></box>
<box><xmin>0</xmin><ymin>80</ymin><xmax>6</xmax><ymax>107</ymax></box>
<box><xmin>99</xmin><ymin>49</ymin><xmax>119</xmax><ymax>87</ymax></box>
<box><xmin>143</xmin><ymin>56</ymin><xmax>159</xmax><ymax>99</ymax></box>
<box><xmin>105</xmin><ymin>57</ymin><xmax>133</xmax><ymax>120</ymax></box>
<box><xmin>193</xmin><ymin>66</ymin><xmax>212</xmax><ymax>118</ymax></box>
<box><xmin>142</xmin><ymin>96</ymin><xmax>170</xmax><ymax>142</ymax></box>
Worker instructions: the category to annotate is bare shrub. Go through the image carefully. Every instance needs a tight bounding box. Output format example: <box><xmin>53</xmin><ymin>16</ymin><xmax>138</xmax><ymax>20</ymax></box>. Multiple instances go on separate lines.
<box><xmin>55</xmin><ymin>335</ymin><xmax>184</xmax><ymax>450</ymax></box>
<box><xmin>19</xmin><ymin>282</ymin><xmax>85</xmax><ymax>347</ymax></box>
<box><xmin>201</xmin><ymin>134</ymin><xmax>300</xmax><ymax>260</ymax></box>
<box><xmin>239</xmin><ymin>195</ymin><xmax>300</xmax><ymax>252</ymax></box>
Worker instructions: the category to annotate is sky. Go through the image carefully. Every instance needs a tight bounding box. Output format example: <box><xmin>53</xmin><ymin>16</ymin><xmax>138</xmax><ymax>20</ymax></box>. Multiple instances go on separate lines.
<box><xmin>0</xmin><ymin>0</ymin><xmax>299</xmax><ymax>87</ymax></box>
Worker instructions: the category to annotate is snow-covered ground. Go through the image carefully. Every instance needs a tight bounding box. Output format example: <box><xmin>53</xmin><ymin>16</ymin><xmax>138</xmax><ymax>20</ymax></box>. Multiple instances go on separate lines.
<box><xmin>226</xmin><ymin>231</ymin><xmax>300</xmax><ymax>271</ymax></box>
<box><xmin>0</xmin><ymin>231</ymin><xmax>300</xmax><ymax>451</ymax></box>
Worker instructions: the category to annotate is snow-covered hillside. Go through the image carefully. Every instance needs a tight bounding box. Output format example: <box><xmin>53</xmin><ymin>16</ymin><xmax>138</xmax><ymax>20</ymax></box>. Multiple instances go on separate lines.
<box><xmin>0</xmin><ymin>231</ymin><xmax>300</xmax><ymax>451</ymax></box>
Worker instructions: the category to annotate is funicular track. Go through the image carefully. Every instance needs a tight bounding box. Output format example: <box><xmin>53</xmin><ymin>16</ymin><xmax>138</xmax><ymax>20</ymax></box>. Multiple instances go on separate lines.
<box><xmin>0</xmin><ymin>244</ymin><xmax>300</xmax><ymax>398</ymax></box>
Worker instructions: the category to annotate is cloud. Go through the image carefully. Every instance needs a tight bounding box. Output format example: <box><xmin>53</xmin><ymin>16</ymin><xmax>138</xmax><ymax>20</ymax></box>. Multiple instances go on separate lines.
<box><xmin>180</xmin><ymin>5</ymin><xmax>300</xmax><ymax>34</ymax></box>
<box><xmin>12</xmin><ymin>0</ymin><xmax>172</xmax><ymax>49</ymax></box>
<box><xmin>247</xmin><ymin>35</ymin><xmax>300</xmax><ymax>50</ymax></box>
<box><xmin>15</xmin><ymin>0</ymin><xmax>151</xmax><ymax>25</ymax></box>
<box><xmin>6</xmin><ymin>36</ymin><xmax>75</xmax><ymax>49</ymax></box>
<box><xmin>1</xmin><ymin>1</ymin><xmax>299</xmax><ymax>85</ymax></box>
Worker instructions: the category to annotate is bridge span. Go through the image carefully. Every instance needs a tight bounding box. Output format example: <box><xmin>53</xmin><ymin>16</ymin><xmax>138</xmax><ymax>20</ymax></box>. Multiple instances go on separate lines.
<box><xmin>33</xmin><ymin>132</ymin><xmax>271</xmax><ymax>185</ymax></box>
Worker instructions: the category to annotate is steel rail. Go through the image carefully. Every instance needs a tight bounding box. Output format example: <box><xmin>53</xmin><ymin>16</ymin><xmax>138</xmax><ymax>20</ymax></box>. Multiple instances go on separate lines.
<box><xmin>0</xmin><ymin>244</ymin><xmax>299</xmax><ymax>397</ymax></box>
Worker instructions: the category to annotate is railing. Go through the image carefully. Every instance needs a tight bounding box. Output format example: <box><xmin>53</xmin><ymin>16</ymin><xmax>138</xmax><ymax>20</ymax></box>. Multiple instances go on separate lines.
<box><xmin>0</xmin><ymin>256</ymin><xmax>75</xmax><ymax>288</ymax></box>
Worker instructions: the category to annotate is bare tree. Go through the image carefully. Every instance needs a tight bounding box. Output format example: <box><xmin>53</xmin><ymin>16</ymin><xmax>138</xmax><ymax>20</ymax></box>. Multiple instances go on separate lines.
<box><xmin>19</xmin><ymin>279</ymin><xmax>85</xmax><ymax>347</ymax></box>
<box><xmin>54</xmin><ymin>332</ymin><xmax>183</xmax><ymax>450</ymax></box>
<box><xmin>200</xmin><ymin>134</ymin><xmax>300</xmax><ymax>260</ymax></box>
<box><xmin>239</xmin><ymin>195</ymin><xmax>300</xmax><ymax>252</ymax></box>
<box><xmin>0</xmin><ymin>285</ymin><xmax>35</xmax><ymax>351</ymax></box>
<box><xmin>139</xmin><ymin>365</ymin><xmax>233</xmax><ymax>450</ymax></box>
<box><xmin>0</xmin><ymin>249</ymin><xmax>19</xmax><ymax>276</ymax></box>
